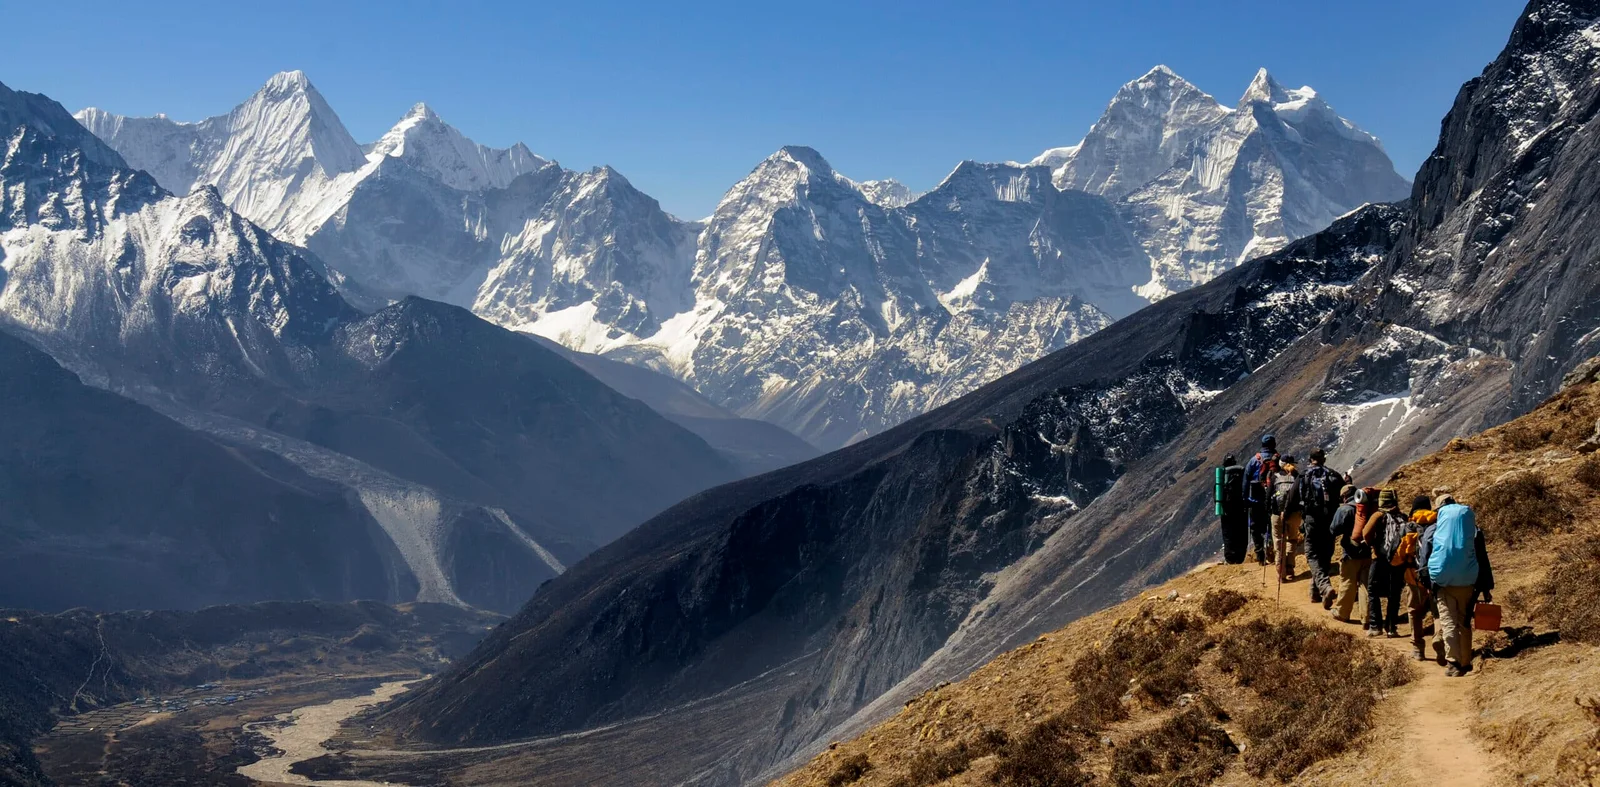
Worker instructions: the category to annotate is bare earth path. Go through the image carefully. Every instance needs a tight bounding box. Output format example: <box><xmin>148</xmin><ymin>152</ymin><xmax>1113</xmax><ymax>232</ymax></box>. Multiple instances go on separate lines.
<box><xmin>1232</xmin><ymin>560</ymin><xmax>1509</xmax><ymax>786</ymax></box>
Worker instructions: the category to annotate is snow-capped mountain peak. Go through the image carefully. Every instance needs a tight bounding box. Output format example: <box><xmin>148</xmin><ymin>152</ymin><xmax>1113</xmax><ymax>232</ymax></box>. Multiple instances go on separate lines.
<box><xmin>1029</xmin><ymin>66</ymin><xmax>1410</xmax><ymax>301</ymax></box>
<box><xmin>1047</xmin><ymin>65</ymin><xmax>1231</xmax><ymax>199</ymax></box>
<box><xmin>73</xmin><ymin>70</ymin><xmax>366</xmax><ymax>231</ymax></box>
<box><xmin>1238</xmin><ymin>67</ymin><xmax>1291</xmax><ymax>105</ymax></box>
<box><xmin>856</xmin><ymin>178</ymin><xmax>917</xmax><ymax>207</ymax></box>
<box><xmin>366</xmin><ymin>102</ymin><xmax>548</xmax><ymax>191</ymax></box>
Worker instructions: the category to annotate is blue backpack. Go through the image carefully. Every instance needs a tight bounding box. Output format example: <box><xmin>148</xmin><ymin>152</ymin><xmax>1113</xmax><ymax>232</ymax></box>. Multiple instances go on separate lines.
<box><xmin>1427</xmin><ymin>503</ymin><xmax>1480</xmax><ymax>587</ymax></box>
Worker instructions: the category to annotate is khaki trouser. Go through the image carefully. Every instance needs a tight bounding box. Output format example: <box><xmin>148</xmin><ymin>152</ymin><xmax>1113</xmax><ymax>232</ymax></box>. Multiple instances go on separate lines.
<box><xmin>1337</xmin><ymin>557</ymin><xmax>1372</xmax><ymax>622</ymax></box>
<box><xmin>1435</xmin><ymin>585</ymin><xmax>1477</xmax><ymax>667</ymax></box>
<box><xmin>1272</xmin><ymin>511</ymin><xmax>1304</xmax><ymax>578</ymax></box>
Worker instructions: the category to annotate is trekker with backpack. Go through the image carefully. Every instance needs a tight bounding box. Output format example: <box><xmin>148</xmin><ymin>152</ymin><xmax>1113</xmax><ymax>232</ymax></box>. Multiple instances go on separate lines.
<box><xmin>1394</xmin><ymin>495</ymin><xmax>1436</xmax><ymax>660</ymax></box>
<box><xmin>1300</xmin><ymin>449</ymin><xmax>1345</xmax><ymax>606</ymax></box>
<box><xmin>1214</xmin><ymin>456</ymin><xmax>1249</xmax><ymax>564</ymax></box>
<box><xmin>1364</xmin><ymin>489</ymin><xmax>1406</xmax><ymax>638</ymax></box>
<box><xmin>1270</xmin><ymin>455</ymin><xmax>1303</xmax><ymax>583</ymax></box>
<box><xmin>1418</xmin><ymin>494</ymin><xmax>1495</xmax><ymax>676</ymax></box>
<box><xmin>1243</xmin><ymin>435</ymin><xmax>1280</xmax><ymax>566</ymax></box>
<box><xmin>1328</xmin><ymin>484</ymin><xmax>1369</xmax><ymax>624</ymax></box>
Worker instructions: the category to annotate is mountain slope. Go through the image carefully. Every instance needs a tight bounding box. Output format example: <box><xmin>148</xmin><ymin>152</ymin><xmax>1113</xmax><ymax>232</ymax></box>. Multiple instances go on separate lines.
<box><xmin>2</xmin><ymin>80</ymin><xmax>740</xmax><ymax>614</ymax></box>
<box><xmin>0</xmin><ymin>326</ymin><xmax>407</xmax><ymax>613</ymax></box>
<box><xmin>527</xmin><ymin>334</ymin><xmax>819</xmax><ymax>475</ymax></box>
<box><xmin>359</xmin><ymin>3</ymin><xmax>1600</xmax><ymax>783</ymax></box>
<box><xmin>369</xmin><ymin>202</ymin><xmax>1403</xmax><ymax>772</ymax></box>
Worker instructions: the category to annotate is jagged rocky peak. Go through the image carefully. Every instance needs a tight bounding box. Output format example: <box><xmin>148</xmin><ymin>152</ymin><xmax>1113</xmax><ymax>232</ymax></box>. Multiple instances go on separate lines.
<box><xmin>1043</xmin><ymin>64</ymin><xmax>1231</xmax><ymax>198</ymax></box>
<box><xmin>72</xmin><ymin>70</ymin><xmax>366</xmax><ymax>229</ymax></box>
<box><xmin>368</xmin><ymin>101</ymin><xmax>549</xmax><ymax>191</ymax></box>
<box><xmin>931</xmin><ymin>159</ymin><xmax>1053</xmax><ymax>204</ymax></box>
<box><xmin>856</xmin><ymin>178</ymin><xmax>917</xmax><ymax>207</ymax></box>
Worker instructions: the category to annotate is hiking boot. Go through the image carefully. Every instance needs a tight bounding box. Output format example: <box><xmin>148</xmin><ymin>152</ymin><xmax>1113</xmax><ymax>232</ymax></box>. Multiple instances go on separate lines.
<box><xmin>1459</xmin><ymin>662</ymin><xmax>1474</xmax><ymax>675</ymax></box>
<box><xmin>1432</xmin><ymin>641</ymin><xmax>1446</xmax><ymax>666</ymax></box>
<box><xmin>1445</xmin><ymin>663</ymin><xmax>1462</xmax><ymax>677</ymax></box>
<box><xmin>1366</xmin><ymin>628</ymin><xmax>1384</xmax><ymax>638</ymax></box>
<box><xmin>1310</xmin><ymin>589</ymin><xmax>1323</xmax><ymax>605</ymax></box>
<box><xmin>1322</xmin><ymin>592</ymin><xmax>1336</xmax><ymax>611</ymax></box>
<box><xmin>1386</xmin><ymin>627</ymin><xmax>1401</xmax><ymax>638</ymax></box>
<box><xmin>1413</xmin><ymin>647</ymin><xmax>1428</xmax><ymax>661</ymax></box>
<box><xmin>1330</xmin><ymin>611</ymin><xmax>1348</xmax><ymax>623</ymax></box>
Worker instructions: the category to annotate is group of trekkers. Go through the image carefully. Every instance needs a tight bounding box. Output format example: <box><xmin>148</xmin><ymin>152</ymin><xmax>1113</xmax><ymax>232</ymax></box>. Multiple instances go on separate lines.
<box><xmin>1214</xmin><ymin>435</ymin><xmax>1495</xmax><ymax>677</ymax></box>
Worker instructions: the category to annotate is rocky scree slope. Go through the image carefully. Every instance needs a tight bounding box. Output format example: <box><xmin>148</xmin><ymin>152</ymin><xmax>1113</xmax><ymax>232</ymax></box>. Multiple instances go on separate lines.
<box><xmin>1</xmin><ymin>80</ymin><xmax>739</xmax><ymax>614</ymax></box>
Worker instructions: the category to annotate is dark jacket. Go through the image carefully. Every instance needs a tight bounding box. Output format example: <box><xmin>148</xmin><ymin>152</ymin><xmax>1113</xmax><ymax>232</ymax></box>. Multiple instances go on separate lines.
<box><xmin>1329</xmin><ymin>503</ymin><xmax>1370</xmax><ymax>560</ymax></box>
<box><xmin>1417</xmin><ymin>524</ymin><xmax>1495</xmax><ymax>592</ymax></box>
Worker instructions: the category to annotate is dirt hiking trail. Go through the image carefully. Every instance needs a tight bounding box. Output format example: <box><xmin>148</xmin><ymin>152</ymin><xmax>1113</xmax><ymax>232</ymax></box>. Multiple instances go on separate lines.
<box><xmin>1242</xmin><ymin>559</ymin><xmax>1509</xmax><ymax>787</ymax></box>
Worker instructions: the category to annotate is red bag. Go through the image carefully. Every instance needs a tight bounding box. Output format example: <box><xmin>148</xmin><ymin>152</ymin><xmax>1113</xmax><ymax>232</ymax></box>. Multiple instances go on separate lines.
<box><xmin>1473</xmin><ymin>602</ymin><xmax>1502</xmax><ymax>632</ymax></box>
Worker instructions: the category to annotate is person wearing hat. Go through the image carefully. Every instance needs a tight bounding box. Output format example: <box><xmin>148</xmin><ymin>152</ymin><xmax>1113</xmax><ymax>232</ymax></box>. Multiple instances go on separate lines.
<box><xmin>1328</xmin><ymin>484</ymin><xmax>1370</xmax><ymax>623</ymax></box>
<box><xmin>1398</xmin><ymin>494</ymin><xmax>1437</xmax><ymax>660</ymax></box>
<box><xmin>1243</xmin><ymin>434</ymin><xmax>1281</xmax><ymax>565</ymax></box>
<box><xmin>1363</xmin><ymin>488</ymin><xmax>1406</xmax><ymax>637</ymax></box>
<box><xmin>1417</xmin><ymin>493</ymin><xmax>1495</xmax><ymax>676</ymax></box>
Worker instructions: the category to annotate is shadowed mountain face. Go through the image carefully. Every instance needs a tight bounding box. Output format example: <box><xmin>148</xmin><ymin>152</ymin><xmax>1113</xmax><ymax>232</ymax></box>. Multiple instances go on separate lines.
<box><xmin>0</xmin><ymin>327</ymin><xmax>404</xmax><ymax>613</ymax></box>
<box><xmin>369</xmin><ymin>2</ymin><xmax>1600</xmax><ymax>783</ymax></box>
<box><xmin>0</xmin><ymin>81</ymin><xmax>740</xmax><ymax>614</ymax></box>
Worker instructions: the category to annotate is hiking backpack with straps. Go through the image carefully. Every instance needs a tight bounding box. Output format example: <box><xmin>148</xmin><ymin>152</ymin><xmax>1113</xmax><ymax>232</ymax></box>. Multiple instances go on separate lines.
<box><xmin>1270</xmin><ymin>471</ymin><xmax>1298</xmax><ymax>514</ymax></box>
<box><xmin>1427</xmin><ymin>503</ymin><xmax>1480</xmax><ymax>587</ymax></box>
<box><xmin>1214</xmin><ymin>465</ymin><xmax>1245</xmax><ymax>513</ymax></box>
<box><xmin>1244</xmin><ymin>451</ymin><xmax>1278</xmax><ymax>504</ymax></box>
<box><xmin>1303</xmin><ymin>465</ymin><xmax>1338</xmax><ymax>509</ymax></box>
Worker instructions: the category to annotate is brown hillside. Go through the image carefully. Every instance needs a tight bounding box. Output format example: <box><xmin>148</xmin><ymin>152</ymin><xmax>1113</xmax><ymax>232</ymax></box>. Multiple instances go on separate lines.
<box><xmin>777</xmin><ymin>376</ymin><xmax>1600</xmax><ymax>787</ymax></box>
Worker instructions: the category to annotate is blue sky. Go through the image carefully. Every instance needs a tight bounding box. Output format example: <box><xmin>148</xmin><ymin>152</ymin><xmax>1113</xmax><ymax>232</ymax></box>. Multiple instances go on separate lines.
<box><xmin>4</xmin><ymin>0</ymin><xmax>1523</xmax><ymax>218</ymax></box>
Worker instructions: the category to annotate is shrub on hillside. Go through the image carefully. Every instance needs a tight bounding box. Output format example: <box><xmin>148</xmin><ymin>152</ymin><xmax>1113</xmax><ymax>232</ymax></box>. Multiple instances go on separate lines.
<box><xmin>1109</xmin><ymin>704</ymin><xmax>1238</xmax><ymax>787</ymax></box>
<box><xmin>1218</xmin><ymin>617</ymin><xmax>1412</xmax><ymax>780</ymax></box>
<box><xmin>1475</xmin><ymin>472</ymin><xmax>1570</xmax><ymax>544</ymax></box>
<box><xmin>1501</xmin><ymin>424</ymin><xmax>1546</xmax><ymax>451</ymax></box>
<box><xmin>1523</xmin><ymin>539</ymin><xmax>1600</xmax><ymax>645</ymax></box>
<box><xmin>1066</xmin><ymin>610</ymin><xmax>1210</xmax><ymax>727</ymax></box>
<box><xmin>1200</xmin><ymin>589</ymin><xmax>1249</xmax><ymax>622</ymax></box>
<box><xmin>987</xmin><ymin>714</ymin><xmax>1090</xmax><ymax>787</ymax></box>
<box><xmin>825</xmin><ymin>752</ymin><xmax>871</xmax><ymax>787</ymax></box>
<box><xmin>1574</xmin><ymin>455</ymin><xmax>1600</xmax><ymax>490</ymax></box>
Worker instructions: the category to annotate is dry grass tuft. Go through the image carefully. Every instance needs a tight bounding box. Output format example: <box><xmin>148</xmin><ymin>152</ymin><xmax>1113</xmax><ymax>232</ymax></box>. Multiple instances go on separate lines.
<box><xmin>1475</xmin><ymin>472</ymin><xmax>1571</xmax><ymax>544</ymax></box>
<box><xmin>1575</xmin><ymin>455</ymin><xmax>1600</xmax><ymax>490</ymax></box>
<box><xmin>1200</xmin><ymin>589</ymin><xmax>1249</xmax><ymax>622</ymax></box>
<box><xmin>825</xmin><ymin>752</ymin><xmax>871</xmax><ymax>787</ymax></box>
<box><xmin>1501</xmin><ymin>423</ymin><xmax>1547</xmax><ymax>451</ymax></box>
<box><xmin>1109</xmin><ymin>704</ymin><xmax>1238</xmax><ymax>787</ymax></box>
<box><xmin>1556</xmin><ymin>697</ymin><xmax>1600</xmax><ymax>783</ymax></box>
<box><xmin>987</xmin><ymin>714</ymin><xmax>1090</xmax><ymax>787</ymax></box>
<box><xmin>1218</xmin><ymin>617</ymin><xmax>1413</xmax><ymax>780</ymax></box>
<box><xmin>1065</xmin><ymin>610</ymin><xmax>1211</xmax><ymax>727</ymax></box>
<box><xmin>1523</xmin><ymin>539</ymin><xmax>1600</xmax><ymax>645</ymax></box>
